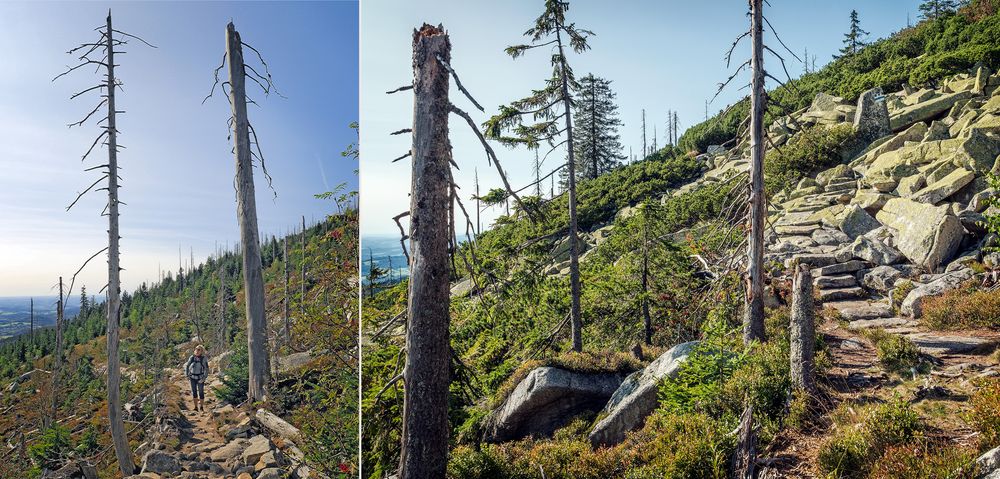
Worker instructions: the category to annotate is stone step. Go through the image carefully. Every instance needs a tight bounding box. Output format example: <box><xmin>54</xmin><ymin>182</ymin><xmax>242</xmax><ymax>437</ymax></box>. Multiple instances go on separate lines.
<box><xmin>813</xmin><ymin>260</ymin><xmax>868</xmax><ymax>276</ymax></box>
<box><xmin>784</xmin><ymin>253</ymin><xmax>839</xmax><ymax>268</ymax></box>
<box><xmin>826</xmin><ymin>299</ymin><xmax>893</xmax><ymax>321</ymax></box>
<box><xmin>818</xmin><ymin>286</ymin><xmax>865</xmax><ymax>301</ymax></box>
<box><xmin>825</xmin><ymin>181</ymin><xmax>857</xmax><ymax>193</ymax></box>
<box><xmin>847</xmin><ymin>317</ymin><xmax>912</xmax><ymax>330</ymax></box>
<box><xmin>775</xmin><ymin>224</ymin><xmax>821</xmax><ymax>236</ymax></box>
<box><xmin>814</xmin><ymin>274</ymin><xmax>857</xmax><ymax>289</ymax></box>
<box><xmin>904</xmin><ymin>333</ymin><xmax>999</xmax><ymax>356</ymax></box>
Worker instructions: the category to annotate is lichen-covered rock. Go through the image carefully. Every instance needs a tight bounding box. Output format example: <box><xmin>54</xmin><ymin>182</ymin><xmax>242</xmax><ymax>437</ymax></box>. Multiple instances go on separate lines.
<box><xmin>876</xmin><ymin>198</ymin><xmax>965</xmax><ymax>271</ymax></box>
<box><xmin>859</xmin><ymin>265</ymin><xmax>906</xmax><ymax>292</ymax></box>
<box><xmin>840</xmin><ymin>235</ymin><xmax>902</xmax><ymax>266</ymax></box>
<box><xmin>901</xmin><ymin>268</ymin><xmax>975</xmax><ymax>317</ymax></box>
<box><xmin>839</xmin><ymin>204</ymin><xmax>881</xmax><ymax>239</ymax></box>
<box><xmin>910</xmin><ymin>168</ymin><xmax>976</xmax><ymax>204</ymax></box>
<box><xmin>588</xmin><ymin>342</ymin><xmax>699</xmax><ymax>447</ymax></box>
<box><xmin>486</xmin><ymin>367</ymin><xmax>627</xmax><ymax>443</ymax></box>
<box><xmin>854</xmin><ymin>87</ymin><xmax>891</xmax><ymax>142</ymax></box>
<box><xmin>140</xmin><ymin>450</ymin><xmax>182</xmax><ymax>476</ymax></box>
<box><xmin>890</xmin><ymin>90</ymin><xmax>973</xmax><ymax>131</ymax></box>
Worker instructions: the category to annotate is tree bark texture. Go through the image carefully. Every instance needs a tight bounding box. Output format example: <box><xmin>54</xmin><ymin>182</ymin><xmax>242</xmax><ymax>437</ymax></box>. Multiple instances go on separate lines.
<box><xmin>398</xmin><ymin>23</ymin><xmax>452</xmax><ymax>479</ymax></box>
<box><xmin>744</xmin><ymin>0</ymin><xmax>767</xmax><ymax>344</ymax></box>
<box><xmin>790</xmin><ymin>264</ymin><xmax>816</xmax><ymax>395</ymax></box>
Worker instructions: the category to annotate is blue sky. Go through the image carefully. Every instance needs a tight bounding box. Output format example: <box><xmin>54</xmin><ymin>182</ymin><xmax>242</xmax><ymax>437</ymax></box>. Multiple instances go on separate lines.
<box><xmin>361</xmin><ymin>0</ymin><xmax>926</xmax><ymax>235</ymax></box>
<box><xmin>0</xmin><ymin>1</ymin><xmax>358</xmax><ymax>297</ymax></box>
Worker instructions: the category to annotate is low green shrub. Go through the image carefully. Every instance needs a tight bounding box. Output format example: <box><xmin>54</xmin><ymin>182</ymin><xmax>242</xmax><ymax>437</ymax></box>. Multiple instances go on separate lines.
<box><xmin>970</xmin><ymin>378</ymin><xmax>1000</xmax><ymax>451</ymax></box>
<box><xmin>863</xmin><ymin>328</ymin><xmax>921</xmax><ymax>373</ymax></box>
<box><xmin>923</xmin><ymin>286</ymin><xmax>1000</xmax><ymax>330</ymax></box>
<box><xmin>817</xmin><ymin>397</ymin><xmax>924</xmax><ymax>478</ymax></box>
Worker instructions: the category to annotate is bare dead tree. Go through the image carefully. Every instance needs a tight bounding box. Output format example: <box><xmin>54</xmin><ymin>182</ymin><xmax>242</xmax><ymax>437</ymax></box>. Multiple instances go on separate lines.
<box><xmin>217</xmin><ymin>266</ymin><xmax>227</xmax><ymax>353</ymax></box>
<box><xmin>50</xmin><ymin>278</ymin><xmax>64</xmax><ymax>424</ymax></box>
<box><xmin>53</xmin><ymin>11</ymin><xmax>154</xmax><ymax>474</ymax></box>
<box><xmin>284</xmin><ymin>235</ymin><xmax>291</xmax><ymax>345</ymax></box>
<box><xmin>745</xmin><ymin>0</ymin><xmax>767</xmax><ymax>344</ymax></box>
<box><xmin>203</xmin><ymin>21</ymin><xmax>281</xmax><ymax>402</ymax></box>
<box><xmin>300</xmin><ymin>215</ymin><xmax>306</xmax><ymax>319</ymax></box>
<box><xmin>397</xmin><ymin>24</ymin><xmax>453</xmax><ymax>479</ymax></box>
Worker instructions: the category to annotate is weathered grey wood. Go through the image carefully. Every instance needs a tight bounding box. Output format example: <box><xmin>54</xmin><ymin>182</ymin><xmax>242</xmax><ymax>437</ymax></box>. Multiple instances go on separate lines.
<box><xmin>283</xmin><ymin>235</ymin><xmax>291</xmax><ymax>345</ymax></box>
<box><xmin>640</xmin><ymin>211</ymin><xmax>652</xmax><ymax>345</ymax></box>
<box><xmin>790</xmin><ymin>264</ymin><xmax>817</xmax><ymax>394</ymax></box>
<box><xmin>300</xmin><ymin>215</ymin><xmax>306</xmax><ymax>318</ymax></box>
<box><xmin>744</xmin><ymin>0</ymin><xmax>766</xmax><ymax>344</ymax></box>
<box><xmin>255</xmin><ymin>408</ymin><xmax>301</xmax><ymax>443</ymax></box>
<box><xmin>399</xmin><ymin>23</ymin><xmax>452</xmax><ymax>479</ymax></box>
<box><xmin>226</xmin><ymin>21</ymin><xmax>269</xmax><ymax>402</ymax></box>
<box><xmin>51</xmin><ymin>277</ymin><xmax>64</xmax><ymax>423</ymax></box>
<box><xmin>217</xmin><ymin>265</ymin><xmax>226</xmax><ymax>353</ymax></box>
<box><xmin>731</xmin><ymin>404</ymin><xmax>757</xmax><ymax>479</ymax></box>
<box><xmin>104</xmin><ymin>13</ymin><xmax>136</xmax><ymax>476</ymax></box>
<box><xmin>555</xmin><ymin>21</ymin><xmax>583</xmax><ymax>353</ymax></box>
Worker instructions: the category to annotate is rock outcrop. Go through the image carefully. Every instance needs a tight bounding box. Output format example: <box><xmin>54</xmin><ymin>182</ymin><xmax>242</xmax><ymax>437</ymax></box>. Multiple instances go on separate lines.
<box><xmin>588</xmin><ymin>341</ymin><xmax>699</xmax><ymax>447</ymax></box>
<box><xmin>485</xmin><ymin>367</ymin><xmax>627</xmax><ymax>443</ymax></box>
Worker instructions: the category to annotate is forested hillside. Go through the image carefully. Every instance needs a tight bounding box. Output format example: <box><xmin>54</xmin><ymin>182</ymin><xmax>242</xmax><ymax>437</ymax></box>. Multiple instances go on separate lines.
<box><xmin>0</xmin><ymin>207</ymin><xmax>358</xmax><ymax>479</ymax></box>
<box><xmin>365</xmin><ymin>1</ymin><xmax>1000</xmax><ymax>478</ymax></box>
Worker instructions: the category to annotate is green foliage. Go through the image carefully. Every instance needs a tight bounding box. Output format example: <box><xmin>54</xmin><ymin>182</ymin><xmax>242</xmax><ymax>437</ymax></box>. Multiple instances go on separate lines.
<box><xmin>970</xmin><ymin>378</ymin><xmax>1000</xmax><ymax>450</ymax></box>
<box><xmin>214</xmin><ymin>335</ymin><xmax>249</xmax><ymax>405</ymax></box>
<box><xmin>868</xmin><ymin>442</ymin><xmax>979</xmax><ymax>479</ymax></box>
<box><xmin>862</xmin><ymin>328</ymin><xmax>922</xmax><ymax>373</ymax></box>
<box><xmin>922</xmin><ymin>284</ymin><xmax>1000</xmax><ymax>329</ymax></box>
<box><xmin>27</xmin><ymin>424</ymin><xmax>72</xmax><ymax>471</ymax></box>
<box><xmin>764</xmin><ymin>124</ymin><xmax>859</xmax><ymax>194</ymax></box>
<box><xmin>679</xmin><ymin>4</ymin><xmax>1000</xmax><ymax>155</ymax></box>
<box><xmin>446</xmin><ymin>412</ymin><xmax>731</xmax><ymax>479</ymax></box>
<box><xmin>818</xmin><ymin>397</ymin><xmax>924</xmax><ymax>478</ymax></box>
<box><xmin>982</xmin><ymin>172</ymin><xmax>1000</xmax><ymax>252</ymax></box>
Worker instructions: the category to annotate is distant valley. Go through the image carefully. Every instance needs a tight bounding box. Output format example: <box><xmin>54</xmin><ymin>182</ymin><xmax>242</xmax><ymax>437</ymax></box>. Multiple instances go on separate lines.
<box><xmin>0</xmin><ymin>296</ymin><xmax>80</xmax><ymax>340</ymax></box>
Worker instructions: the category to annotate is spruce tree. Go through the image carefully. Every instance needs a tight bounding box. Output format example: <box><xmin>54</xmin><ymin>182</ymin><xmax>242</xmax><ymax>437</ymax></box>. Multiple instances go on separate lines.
<box><xmin>573</xmin><ymin>73</ymin><xmax>624</xmax><ymax>181</ymax></box>
<box><xmin>919</xmin><ymin>0</ymin><xmax>959</xmax><ymax>20</ymax></box>
<box><xmin>837</xmin><ymin>10</ymin><xmax>869</xmax><ymax>58</ymax></box>
<box><xmin>485</xmin><ymin>0</ymin><xmax>592</xmax><ymax>352</ymax></box>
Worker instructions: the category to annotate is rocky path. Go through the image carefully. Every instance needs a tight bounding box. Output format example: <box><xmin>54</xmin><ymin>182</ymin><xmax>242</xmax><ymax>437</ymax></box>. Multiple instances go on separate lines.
<box><xmin>129</xmin><ymin>365</ymin><xmax>299</xmax><ymax>479</ymax></box>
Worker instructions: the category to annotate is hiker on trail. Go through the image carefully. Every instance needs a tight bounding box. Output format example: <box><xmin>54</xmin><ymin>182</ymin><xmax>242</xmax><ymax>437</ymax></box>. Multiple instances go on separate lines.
<box><xmin>185</xmin><ymin>344</ymin><xmax>209</xmax><ymax>412</ymax></box>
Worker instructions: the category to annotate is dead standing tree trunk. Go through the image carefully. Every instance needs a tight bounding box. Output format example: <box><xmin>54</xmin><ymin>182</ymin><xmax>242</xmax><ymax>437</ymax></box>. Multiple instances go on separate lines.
<box><xmin>557</xmin><ymin>26</ymin><xmax>584</xmax><ymax>353</ymax></box>
<box><xmin>300</xmin><ymin>215</ymin><xmax>306</xmax><ymax>320</ymax></box>
<box><xmin>51</xmin><ymin>277</ymin><xmax>64</xmax><ymax>423</ymax></box>
<box><xmin>745</xmin><ymin>0</ymin><xmax>766</xmax><ymax>344</ymax></box>
<box><xmin>226</xmin><ymin>22</ymin><xmax>269</xmax><ymax>402</ymax></box>
<box><xmin>790</xmin><ymin>263</ymin><xmax>816</xmax><ymax>395</ymax></box>
<box><xmin>284</xmin><ymin>235</ymin><xmax>291</xmax><ymax>345</ymax></box>
<box><xmin>399</xmin><ymin>24</ymin><xmax>452</xmax><ymax>479</ymax></box>
<box><xmin>54</xmin><ymin>11</ymin><xmax>155</xmax><ymax>474</ymax></box>
<box><xmin>105</xmin><ymin>21</ymin><xmax>132</xmax><ymax>465</ymax></box>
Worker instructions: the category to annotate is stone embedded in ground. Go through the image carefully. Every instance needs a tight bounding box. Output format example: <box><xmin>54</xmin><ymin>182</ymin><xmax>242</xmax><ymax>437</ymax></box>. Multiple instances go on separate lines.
<box><xmin>485</xmin><ymin>366</ymin><xmax>627</xmax><ymax>443</ymax></box>
<box><xmin>814</xmin><ymin>275</ymin><xmax>856</xmax><ymax>289</ymax></box>
<box><xmin>900</xmin><ymin>268</ymin><xmax>975</xmax><ymax>317</ymax></box>
<box><xmin>241</xmin><ymin>434</ymin><xmax>272</xmax><ymax>466</ymax></box>
<box><xmin>140</xmin><ymin>450</ymin><xmax>182</xmax><ymax>476</ymax></box>
<box><xmin>588</xmin><ymin>341</ymin><xmax>699</xmax><ymax>447</ymax></box>
<box><xmin>860</xmin><ymin>265</ymin><xmax>905</xmax><ymax>292</ymax></box>
<box><xmin>784</xmin><ymin>253</ymin><xmax>839</xmax><ymax>268</ymax></box>
<box><xmin>827</xmin><ymin>300</ymin><xmax>893</xmax><ymax>321</ymax></box>
<box><xmin>978</xmin><ymin>445</ymin><xmax>1000</xmax><ymax>477</ymax></box>
<box><xmin>819</xmin><ymin>287</ymin><xmax>864</xmax><ymax>301</ymax></box>
<box><xmin>905</xmin><ymin>332</ymin><xmax>998</xmax><ymax>355</ymax></box>
<box><xmin>209</xmin><ymin>438</ymin><xmax>251</xmax><ymax>462</ymax></box>
<box><xmin>812</xmin><ymin>228</ymin><xmax>852</xmax><ymax>246</ymax></box>
<box><xmin>848</xmin><ymin>317</ymin><xmax>911</xmax><ymax>330</ymax></box>
<box><xmin>814</xmin><ymin>260</ymin><xmax>868</xmax><ymax>276</ymax></box>
<box><xmin>876</xmin><ymin>198</ymin><xmax>965</xmax><ymax>271</ymax></box>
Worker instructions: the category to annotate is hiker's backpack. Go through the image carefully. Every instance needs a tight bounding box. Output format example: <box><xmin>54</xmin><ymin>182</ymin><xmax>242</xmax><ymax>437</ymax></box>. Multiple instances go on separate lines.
<box><xmin>187</xmin><ymin>355</ymin><xmax>207</xmax><ymax>380</ymax></box>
